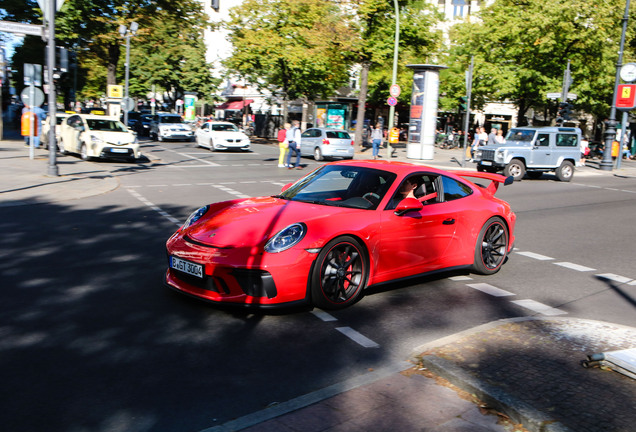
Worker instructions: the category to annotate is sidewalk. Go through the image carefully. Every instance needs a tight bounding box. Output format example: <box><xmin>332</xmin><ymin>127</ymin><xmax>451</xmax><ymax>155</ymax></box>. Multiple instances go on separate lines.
<box><xmin>2</xmin><ymin>132</ymin><xmax>636</xmax><ymax>432</ymax></box>
<box><xmin>0</xmin><ymin>130</ymin><xmax>120</xmax><ymax>207</ymax></box>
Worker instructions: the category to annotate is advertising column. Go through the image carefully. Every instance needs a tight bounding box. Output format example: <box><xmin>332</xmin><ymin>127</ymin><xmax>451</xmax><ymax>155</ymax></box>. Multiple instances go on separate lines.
<box><xmin>406</xmin><ymin>64</ymin><xmax>447</xmax><ymax>160</ymax></box>
<box><xmin>184</xmin><ymin>94</ymin><xmax>197</xmax><ymax>122</ymax></box>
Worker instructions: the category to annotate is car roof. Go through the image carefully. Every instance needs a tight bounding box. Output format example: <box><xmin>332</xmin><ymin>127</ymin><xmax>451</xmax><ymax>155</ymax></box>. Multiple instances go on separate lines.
<box><xmin>74</xmin><ymin>114</ymin><xmax>120</xmax><ymax>121</ymax></box>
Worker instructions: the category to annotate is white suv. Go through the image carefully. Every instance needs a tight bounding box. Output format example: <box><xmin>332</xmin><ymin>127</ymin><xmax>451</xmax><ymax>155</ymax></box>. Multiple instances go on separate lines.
<box><xmin>150</xmin><ymin>114</ymin><xmax>194</xmax><ymax>142</ymax></box>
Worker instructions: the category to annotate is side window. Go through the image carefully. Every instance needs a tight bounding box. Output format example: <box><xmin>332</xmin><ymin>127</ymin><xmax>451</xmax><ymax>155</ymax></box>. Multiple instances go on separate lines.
<box><xmin>312</xmin><ymin>129</ymin><xmax>321</xmax><ymax>138</ymax></box>
<box><xmin>441</xmin><ymin>176</ymin><xmax>472</xmax><ymax>201</ymax></box>
<box><xmin>386</xmin><ymin>174</ymin><xmax>438</xmax><ymax>210</ymax></box>
<box><xmin>301</xmin><ymin>130</ymin><xmax>311</xmax><ymax>138</ymax></box>
<box><xmin>201</xmin><ymin>123</ymin><xmax>209</xmax><ymax>131</ymax></box>
<box><xmin>556</xmin><ymin>134</ymin><xmax>577</xmax><ymax>147</ymax></box>
<box><xmin>536</xmin><ymin>134</ymin><xmax>550</xmax><ymax>147</ymax></box>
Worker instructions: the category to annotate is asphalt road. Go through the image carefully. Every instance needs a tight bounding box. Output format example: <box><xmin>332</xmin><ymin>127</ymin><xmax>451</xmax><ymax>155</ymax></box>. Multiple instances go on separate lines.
<box><xmin>1</xmin><ymin>138</ymin><xmax>635</xmax><ymax>432</ymax></box>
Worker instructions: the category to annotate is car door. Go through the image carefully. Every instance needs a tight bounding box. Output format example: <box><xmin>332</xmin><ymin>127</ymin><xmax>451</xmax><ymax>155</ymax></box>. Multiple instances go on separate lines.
<box><xmin>530</xmin><ymin>133</ymin><xmax>552</xmax><ymax>167</ymax></box>
<box><xmin>376</xmin><ymin>174</ymin><xmax>466</xmax><ymax>281</ymax></box>
<box><xmin>300</xmin><ymin>129</ymin><xmax>316</xmax><ymax>155</ymax></box>
<box><xmin>196</xmin><ymin>122</ymin><xmax>210</xmax><ymax>147</ymax></box>
<box><xmin>61</xmin><ymin>115</ymin><xmax>83</xmax><ymax>153</ymax></box>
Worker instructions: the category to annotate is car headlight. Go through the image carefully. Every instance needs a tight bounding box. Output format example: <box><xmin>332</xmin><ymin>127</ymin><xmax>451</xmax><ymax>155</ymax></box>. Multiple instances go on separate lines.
<box><xmin>183</xmin><ymin>205</ymin><xmax>209</xmax><ymax>228</ymax></box>
<box><xmin>264</xmin><ymin>223</ymin><xmax>306</xmax><ymax>253</ymax></box>
<box><xmin>90</xmin><ymin>135</ymin><xmax>103</xmax><ymax>144</ymax></box>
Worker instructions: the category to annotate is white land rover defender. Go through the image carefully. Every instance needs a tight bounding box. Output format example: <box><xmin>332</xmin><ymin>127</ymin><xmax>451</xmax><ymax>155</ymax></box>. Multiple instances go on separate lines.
<box><xmin>474</xmin><ymin>127</ymin><xmax>581</xmax><ymax>181</ymax></box>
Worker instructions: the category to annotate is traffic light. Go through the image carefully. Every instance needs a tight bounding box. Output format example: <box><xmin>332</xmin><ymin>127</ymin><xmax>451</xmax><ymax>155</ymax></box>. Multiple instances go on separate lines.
<box><xmin>458</xmin><ymin>96</ymin><xmax>467</xmax><ymax>112</ymax></box>
<box><xmin>557</xmin><ymin>102</ymin><xmax>573</xmax><ymax>122</ymax></box>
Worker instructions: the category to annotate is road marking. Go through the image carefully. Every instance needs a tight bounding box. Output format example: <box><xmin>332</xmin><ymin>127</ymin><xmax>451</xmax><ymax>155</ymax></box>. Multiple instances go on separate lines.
<box><xmin>596</xmin><ymin>273</ymin><xmax>633</xmax><ymax>284</ymax></box>
<box><xmin>511</xmin><ymin>299</ymin><xmax>567</xmax><ymax>316</ymax></box>
<box><xmin>515</xmin><ymin>251</ymin><xmax>554</xmax><ymax>261</ymax></box>
<box><xmin>554</xmin><ymin>262</ymin><xmax>596</xmax><ymax>272</ymax></box>
<box><xmin>311</xmin><ymin>310</ymin><xmax>337</xmax><ymax>322</ymax></box>
<box><xmin>160</xmin><ymin>147</ymin><xmax>220</xmax><ymax>166</ymax></box>
<box><xmin>467</xmin><ymin>283</ymin><xmax>515</xmax><ymax>297</ymax></box>
<box><xmin>127</xmin><ymin>189</ymin><xmax>181</xmax><ymax>226</ymax></box>
<box><xmin>449</xmin><ymin>275</ymin><xmax>473</xmax><ymax>281</ymax></box>
<box><xmin>212</xmin><ymin>184</ymin><xmax>250</xmax><ymax>199</ymax></box>
<box><xmin>336</xmin><ymin>327</ymin><xmax>380</xmax><ymax>348</ymax></box>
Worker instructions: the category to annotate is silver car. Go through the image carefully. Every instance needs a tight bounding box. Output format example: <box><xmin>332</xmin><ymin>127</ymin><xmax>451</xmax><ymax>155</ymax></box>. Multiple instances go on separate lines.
<box><xmin>300</xmin><ymin>128</ymin><xmax>355</xmax><ymax>161</ymax></box>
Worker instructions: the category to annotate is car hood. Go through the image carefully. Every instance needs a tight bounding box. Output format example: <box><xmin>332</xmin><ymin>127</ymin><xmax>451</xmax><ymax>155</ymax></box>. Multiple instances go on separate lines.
<box><xmin>185</xmin><ymin>196</ymin><xmax>357</xmax><ymax>248</ymax></box>
<box><xmin>89</xmin><ymin>131</ymin><xmax>136</xmax><ymax>145</ymax></box>
<box><xmin>480</xmin><ymin>141</ymin><xmax>530</xmax><ymax>150</ymax></box>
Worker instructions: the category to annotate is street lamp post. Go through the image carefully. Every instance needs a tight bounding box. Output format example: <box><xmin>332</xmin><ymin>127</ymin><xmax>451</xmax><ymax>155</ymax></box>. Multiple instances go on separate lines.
<box><xmin>387</xmin><ymin>0</ymin><xmax>400</xmax><ymax>159</ymax></box>
<box><xmin>600</xmin><ymin>0</ymin><xmax>630</xmax><ymax>171</ymax></box>
<box><xmin>118</xmin><ymin>22</ymin><xmax>138</xmax><ymax>127</ymax></box>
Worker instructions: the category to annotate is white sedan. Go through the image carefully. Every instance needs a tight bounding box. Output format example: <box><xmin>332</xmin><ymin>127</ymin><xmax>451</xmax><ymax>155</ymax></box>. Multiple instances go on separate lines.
<box><xmin>59</xmin><ymin>114</ymin><xmax>140</xmax><ymax>161</ymax></box>
<box><xmin>195</xmin><ymin>121</ymin><xmax>251</xmax><ymax>151</ymax></box>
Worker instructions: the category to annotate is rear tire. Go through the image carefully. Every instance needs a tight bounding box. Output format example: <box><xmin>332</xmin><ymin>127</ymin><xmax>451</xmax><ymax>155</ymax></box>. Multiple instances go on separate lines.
<box><xmin>472</xmin><ymin>217</ymin><xmax>509</xmax><ymax>275</ymax></box>
<box><xmin>555</xmin><ymin>161</ymin><xmax>574</xmax><ymax>182</ymax></box>
<box><xmin>311</xmin><ymin>236</ymin><xmax>369</xmax><ymax>310</ymax></box>
<box><xmin>314</xmin><ymin>147</ymin><xmax>323</xmax><ymax>161</ymax></box>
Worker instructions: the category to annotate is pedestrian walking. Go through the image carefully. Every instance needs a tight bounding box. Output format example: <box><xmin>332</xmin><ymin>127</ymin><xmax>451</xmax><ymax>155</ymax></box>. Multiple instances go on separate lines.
<box><xmin>277</xmin><ymin>123</ymin><xmax>290</xmax><ymax>167</ymax></box>
<box><xmin>286</xmin><ymin>120</ymin><xmax>302</xmax><ymax>169</ymax></box>
<box><xmin>371</xmin><ymin>123</ymin><xmax>382</xmax><ymax>159</ymax></box>
<box><xmin>487</xmin><ymin>128</ymin><xmax>497</xmax><ymax>146</ymax></box>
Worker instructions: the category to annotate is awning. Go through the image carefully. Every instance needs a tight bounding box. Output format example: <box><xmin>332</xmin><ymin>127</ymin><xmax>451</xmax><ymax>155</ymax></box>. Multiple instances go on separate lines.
<box><xmin>216</xmin><ymin>99</ymin><xmax>254</xmax><ymax>110</ymax></box>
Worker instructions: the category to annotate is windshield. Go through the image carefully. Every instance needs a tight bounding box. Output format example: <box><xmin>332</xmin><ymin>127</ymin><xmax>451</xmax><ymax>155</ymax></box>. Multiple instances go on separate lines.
<box><xmin>279</xmin><ymin>165</ymin><xmax>397</xmax><ymax>210</ymax></box>
<box><xmin>160</xmin><ymin>116</ymin><xmax>184</xmax><ymax>124</ymax></box>
<box><xmin>211</xmin><ymin>123</ymin><xmax>239</xmax><ymax>132</ymax></box>
<box><xmin>505</xmin><ymin>129</ymin><xmax>535</xmax><ymax>142</ymax></box>
<box><xmin>86</xmin><ymin>119</ymin><xmax>129</xmax><ymax>132</ymax></box>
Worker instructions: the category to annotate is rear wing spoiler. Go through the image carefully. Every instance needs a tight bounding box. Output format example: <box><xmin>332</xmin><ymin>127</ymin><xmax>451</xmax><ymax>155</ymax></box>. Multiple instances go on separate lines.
<box><xmin>452</xmin><ymin>171</ymin><xmax>514</xmax><ymax>195</ymax></box>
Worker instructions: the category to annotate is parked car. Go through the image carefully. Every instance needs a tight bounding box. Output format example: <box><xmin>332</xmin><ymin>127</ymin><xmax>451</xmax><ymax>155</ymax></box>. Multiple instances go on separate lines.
<box><xmin>165</xmin><ymin>160</ymin><xmax>516</xmax><ymax>309</ymax></box>
<box><xmin>300</xmin><ymin>127</ymin><xmax>355</xmax><ymax>161</ymax></box>
<box><xmin>59</xmin><ymin>113</ymin><xmax>140</xmax><ymax>161</ymax></box>
<box><xmin>41</xmin><ymin>112</ymin><xmax>71</xmax><ymax>149</ymax></box>
<box><xmin>150</xmin><ymin>113</ymin><xmax>194</xmax><ymax>142</ymax></box>
<box><xmin>195</xmin><ymin>121</ymin><xmax>251</xmax><ymax>151</ymax></box>
<box><xmin>473</xmin><ymin>126</ymin><xmax>581</xmax><ymax>181</ymax></box>
<box><xmin>136</xmin><ymin>113</ymin><xmax>153</xmax><ymax>137</ymax></box>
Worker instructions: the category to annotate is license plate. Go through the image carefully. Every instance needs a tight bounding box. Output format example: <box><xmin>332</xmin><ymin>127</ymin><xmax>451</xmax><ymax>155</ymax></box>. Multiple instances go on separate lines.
<box><xmin>480</xmin><ymin>161</ymin><xmax>492</xmax><ymax>166</ymax></box>
<box><xmin>170</xmin><ymin>256</ymin><xmax>203</xmax><ymax>278</ymax></box>
<box><xmin>111</xmin><ymin>148</ymin><xmax>129</xmax><ymax>153</ymax></box>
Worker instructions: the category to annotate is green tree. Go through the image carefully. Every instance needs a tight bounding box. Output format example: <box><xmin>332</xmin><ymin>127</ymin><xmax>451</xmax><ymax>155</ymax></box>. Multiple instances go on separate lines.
<box><xmin>442</xmin><ymin>0</ymin><xmax>636</xmax><ymax>124</ymax></box>
<box><xmin>346</xmin><ymin>0</ymin><xmax>442</xmax><ymax>147</ymax></box>
<box><xmin>224</xmin><ymin>0</ymin><xmax>356</xmax><ymax>117</ymax></box>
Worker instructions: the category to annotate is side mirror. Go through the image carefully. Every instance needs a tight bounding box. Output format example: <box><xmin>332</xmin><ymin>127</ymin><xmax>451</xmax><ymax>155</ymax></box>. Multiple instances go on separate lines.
<box><xmin>394</xmin><ymin>197</ymin><xmax>423</xmax><ymax>216</ymax></box>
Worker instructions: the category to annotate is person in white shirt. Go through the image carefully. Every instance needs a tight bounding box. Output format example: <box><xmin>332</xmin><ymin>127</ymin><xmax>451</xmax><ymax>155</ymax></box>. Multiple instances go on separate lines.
<box><xmin>286</xmin><ymin>120</ymin><xmax>302</xmax><ymax>169</ymax></box>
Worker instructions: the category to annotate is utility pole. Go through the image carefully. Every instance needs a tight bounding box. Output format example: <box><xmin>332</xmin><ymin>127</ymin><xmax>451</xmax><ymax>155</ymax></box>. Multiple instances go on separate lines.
<box><xmin>461</xmin><ymin>56</ymin><xmax>474</xmax><ymax>167</ymax></box>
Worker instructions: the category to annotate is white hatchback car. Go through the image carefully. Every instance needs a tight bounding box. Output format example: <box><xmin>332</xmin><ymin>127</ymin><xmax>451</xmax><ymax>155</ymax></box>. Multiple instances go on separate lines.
<box><xmin>300</xmin><ymin>128</ymin><xmax>354</xmax><ymax>161</ymax></box>
<box><xmin>59</xmin><ymin>114</ymin><xmax>140</xmax><ymax>161</ymax></box>
<box><xmin>195</xmin><ymin>121</ymin><xmax>251</xmax><ymax>151</ymax></box>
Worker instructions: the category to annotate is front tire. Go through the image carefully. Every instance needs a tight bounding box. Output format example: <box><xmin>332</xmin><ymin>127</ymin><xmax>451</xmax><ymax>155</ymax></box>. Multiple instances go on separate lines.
<box><xmin>555</xmin><ymin>161</ymin><xmax>574</xmax><ymax>182</ymax></box>
<box><xmin>503</xmin><ymin>159</ymin><xmax>526</xmax><ymax>181</ymax></box>
<box><xmin>472</xmin><ymin>217</ymin><xmax>509</xmax><ymax>275</ymax></box>
<box><xmin>311</xmin><ymin>236</ymin><xmax>369</xmax><ymax>310</ymax></box>
<box><xmin>80</xmin><ymin>143</ymin><xmax>90</xmax><ymax>161</ymax></box>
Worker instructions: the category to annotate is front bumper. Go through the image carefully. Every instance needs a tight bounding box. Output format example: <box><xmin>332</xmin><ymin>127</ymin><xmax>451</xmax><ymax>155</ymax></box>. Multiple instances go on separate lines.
<box><xmin>165</xmin><ymin>237</ymin><xmax>315</xmax><ymax>307</ymax></box>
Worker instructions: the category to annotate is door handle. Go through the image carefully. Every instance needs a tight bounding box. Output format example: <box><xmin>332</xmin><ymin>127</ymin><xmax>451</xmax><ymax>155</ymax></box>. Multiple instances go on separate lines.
<box><xmin>443</xmin><ymin>218</ymin><xmax>456</xmax><ymax>225</ymax></box>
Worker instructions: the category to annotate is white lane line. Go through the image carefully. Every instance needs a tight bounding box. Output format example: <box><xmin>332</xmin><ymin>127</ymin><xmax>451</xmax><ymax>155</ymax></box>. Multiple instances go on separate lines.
<box><xmin>449</xmin><ymin>275</ymin><xmax>473</xmax><ymax>281</ymax></box>
<box><xmin>467</xmin><ymin>283</ymin><xmax>515</xmax><ymax>297</ymax></box>
<box><xmin>311</xmin><ymin>310</ymin><xmax>337</xmax><ymax>322</ymax></box>
<box><xmin>126</xmin><ymin>189</ymin><xmax>181</xmax><ymax>226</ymax></box>
<box><xmin>596</xmin><ymin>273</ymin><xmax>633</xmax><ymax>284</ymax></box>
<box><xmin>511</xmin><ymin>299</ymin><xmax>567</xmax><ymax>316</ymax></box>
<box><xmin>161</xmin><ymin>147</ymin><xmax>220</xmax><ymax>166</ymax></box>
<box><xmin>554</xmin><ymin>262</ymin><xmax>596</xmax><ymax>272</ymax></box>
<box><xmin>212</xmin><ymin>184</ymin><xmax>250</xmax><ymax>199</ymax></box>
<box><xmin>516</xmin><ymin>251</ymin><xmax>554</xmax><ymax>261</ymax></box>
<box><xmin>336</xmin><ymin>327</ymin><xmax>380</xmax><ymax>348</ymax></box>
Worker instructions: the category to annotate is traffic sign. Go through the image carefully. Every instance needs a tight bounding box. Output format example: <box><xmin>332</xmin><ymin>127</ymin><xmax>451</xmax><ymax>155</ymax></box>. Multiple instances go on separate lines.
<box><xmin>389</xmin><ymin>84</ymin><xmax>401</xmax><ymax>98</ymax></box>
<box><xmin>616</xmin><ymin>84</ymin><xmax>636</xmax><ymax>110</ymax></box>
<box><xmin>0</xmin><ymin>20</ymin><xmax>44</xmax><ymax>37</ymax></box>
<box><xmin>107</xmin><ymin>85</ymin><xmax>123</xmax><ymax>98</ymax></box>
<box><xmin>387</xmin><ymin>96</ymin><xmax>398</xmax><ymax>106</ymax></box>
<box><xmin>121</xmin><ymin>97</ymin><xmax>135</xmax><ymax>111</ymax></box>
<box><xmin>20</xmin><ymin>86</ymin><xmax>45</xmax><ymax>107</ymax></box>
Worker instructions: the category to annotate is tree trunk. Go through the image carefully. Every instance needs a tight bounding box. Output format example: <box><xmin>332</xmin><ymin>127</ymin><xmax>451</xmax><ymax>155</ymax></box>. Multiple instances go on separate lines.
<box><xmin>354</xmin><ymin>61</ymin><xmax>370</xmax><ymax>151</ymax></box>
<box><xmin>107</xmin><ymin>43</ymin><xmax>120</xmax><ymax>86</ymax></box>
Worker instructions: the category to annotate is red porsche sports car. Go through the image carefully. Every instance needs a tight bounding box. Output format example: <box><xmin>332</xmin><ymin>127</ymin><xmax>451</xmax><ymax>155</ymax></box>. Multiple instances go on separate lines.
<box><xmin>165</xmin><ymin>160</ymin><xmax>516</xmax><ymax>309</ymax></box>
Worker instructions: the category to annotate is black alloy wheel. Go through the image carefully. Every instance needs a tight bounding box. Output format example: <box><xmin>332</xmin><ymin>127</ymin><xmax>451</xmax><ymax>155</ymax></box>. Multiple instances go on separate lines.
<box><xmin>472</xmin><ymin>217</ymin><xmax>509</xmax><ymax>275</ymax></box>
<box><xmin>311</xmin><ymin>236</ymin><xmax>369</xmax><ymax>309</ymax></box>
